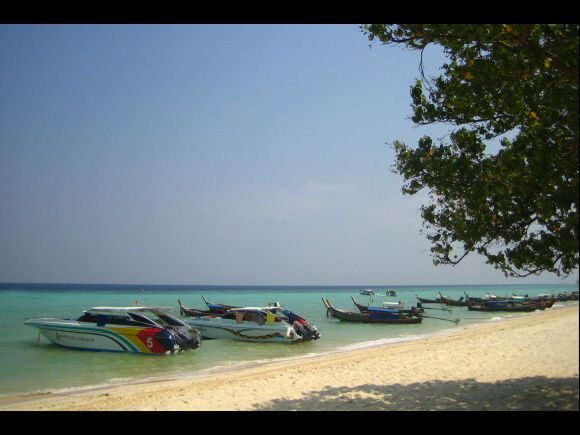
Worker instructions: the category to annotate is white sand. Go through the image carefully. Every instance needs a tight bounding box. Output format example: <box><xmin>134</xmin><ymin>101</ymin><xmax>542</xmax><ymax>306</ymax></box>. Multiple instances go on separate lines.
<box><xmin>1</xmin><ymin>304</ymin><xmax>578</xmax><ymax>411</ymax></box>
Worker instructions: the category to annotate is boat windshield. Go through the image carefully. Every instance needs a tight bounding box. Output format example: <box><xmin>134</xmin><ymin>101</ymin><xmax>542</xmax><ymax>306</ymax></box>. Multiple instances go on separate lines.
<box><xmin>220</xmin><ymin>308</ymin><xmax>289</xmax><ymax>324</ymax></box>
<box><xmin>156</xmin><ymin>313</ymin><xmax>188</xmax><ymax>327</ymax></box>
<box><xmin>127</xmin><ymin>311</ymin><xmax>161</xmax><ymax>327</ymax></box>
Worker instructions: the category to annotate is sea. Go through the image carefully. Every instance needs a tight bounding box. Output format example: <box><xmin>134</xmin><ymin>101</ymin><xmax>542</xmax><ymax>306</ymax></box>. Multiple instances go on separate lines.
<box><xmin>0</xmin><ymin>282</ymin><xmax>577</xmax><ymax>399</ymax></box>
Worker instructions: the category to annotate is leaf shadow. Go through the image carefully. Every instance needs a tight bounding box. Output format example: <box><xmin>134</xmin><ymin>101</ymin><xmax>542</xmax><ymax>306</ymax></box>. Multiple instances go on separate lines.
<box><xmin>252</xmin><ymin>376</ymin><xmax>579</xmax><ymax>411</ymax></box>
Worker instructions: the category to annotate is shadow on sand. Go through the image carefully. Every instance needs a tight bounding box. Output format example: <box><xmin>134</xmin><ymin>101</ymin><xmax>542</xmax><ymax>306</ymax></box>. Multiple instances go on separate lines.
<box><xmin>253</xmin><ymin>376</ymin><xmax>579</xmax><ymax>411</ymax></box>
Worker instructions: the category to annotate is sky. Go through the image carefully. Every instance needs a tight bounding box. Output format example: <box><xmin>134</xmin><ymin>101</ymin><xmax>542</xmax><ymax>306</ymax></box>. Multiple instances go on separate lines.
<box><xmin>0</xmin><ymin>24</ymin><xmax>577</xmax><ymax>286</ymax></box>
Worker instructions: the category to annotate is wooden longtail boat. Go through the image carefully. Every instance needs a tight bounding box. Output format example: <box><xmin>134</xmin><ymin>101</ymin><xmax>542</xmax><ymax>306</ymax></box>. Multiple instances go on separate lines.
<box><xmin>415</xmin><ymin>294</ymin><xmax>444</xmax><ymax>304</ymax></box>
<box><xmin>463</xmin><ymin>292</ymin><xmax>486</xmax><ymax>304</ymax></box>
<box><xmin>351</xmin><ymin>296</ymin><xmax>421</xmax><ymax>316</ymax></box>
<box><xmin>439</xmin><ymin>292</ymin><xmax>475</xmax><ymax>307</ymax></box>
<box><xmin>556</xmin><ymin>292</ymin><xmax>572</xmax><ymax>302</ymax></box>
<box><xmin>179</xmin><ymin>296</ymin><xmax>243</xmax><ymax>317</ymax></box>
<box><xmin>352</xmin><ymin>297</ymin><xmax>460</xmax><ymax>324</ymax></box>
<box><xmin>323</xmin><ymin>298</ymin><xmax>422</xmax><ymax>324</ymax></box>
<box><xmin>178</xmin><ymin>299</ymin><xmax>216</xmax><ymax>317</ymax></box>
<box><xmin>467</xmin><ymin>300</ymin><xmax>543</xmax><ymax>312</ymax></box>
<box><xmin>541</xmin><ymin>298</ymin><xmax>557</xmax><ymax>309</ymax></box>
<box><xmin>201</xmin><ymin>295</ymin><xmax>240</xmax><ymax>314</ymax></box>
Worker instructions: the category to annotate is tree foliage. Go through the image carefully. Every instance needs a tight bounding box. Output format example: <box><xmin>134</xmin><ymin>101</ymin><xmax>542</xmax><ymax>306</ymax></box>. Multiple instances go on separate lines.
<box><xmin>362</xmin><ymin>24</ymin><xmax>579</xmax><ymax>278</ymax></box>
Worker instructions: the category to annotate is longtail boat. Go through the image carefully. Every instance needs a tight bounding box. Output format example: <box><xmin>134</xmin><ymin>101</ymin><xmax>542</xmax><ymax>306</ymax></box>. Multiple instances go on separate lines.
<box><xmin>179</xmin><ymin>296</ymin><xmax>242</xmax><ymax>317</ymax></box>
<box><xmin>201</xmin><ymin>295</ymin><xmax>240</xmax><ymax>314</ymax></box>
<box><xmin>415</xmin><ymin>294</ymin><xmax>444</xmax><ymax>304</ymax></box>
<box><xmin>537</xmin><ymin>297</ymin><xmax>557</xmax><ymax>310</ymax></box>
<box><xmin>178</xmin><ymin>299</ymin><xmax>216</xmax><ymax>317</ymax></box>
<box><xmin>323</xmin><ymin>298</ymin><xmax>422</xmax><ymax>324</ymax></box>
<box><xmin>467</xmin><ymin>300</ymin><xmax>543</xmax><ymax>312</ymax></box>
<box><xmin>351</xmin><ymin>296</ymin><xmax>421</xmax><ymax>316</ymax></box>
<box><xmin>556</xmin><ymin>292</ymin><xmax>572</xmax><ymax>302</ymax></box>
<box><xmin>439</xmin><ymin>292</ymin><xmax>474</xmax><ymax>307</ymax></box>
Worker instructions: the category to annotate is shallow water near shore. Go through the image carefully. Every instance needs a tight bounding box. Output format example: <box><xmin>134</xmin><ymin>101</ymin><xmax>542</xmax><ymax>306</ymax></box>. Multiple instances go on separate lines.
<box><xmin>1</xmin><ymin>282</ymin><xmax>577</xmax><ymax>397</ymax></box>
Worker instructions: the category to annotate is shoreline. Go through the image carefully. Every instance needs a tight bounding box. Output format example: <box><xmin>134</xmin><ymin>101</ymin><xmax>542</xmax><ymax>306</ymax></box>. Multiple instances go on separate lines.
<box><xmin>1</xmin><ymin>304</ymin><xmax>578</xmax><ymax>411</ymax></box>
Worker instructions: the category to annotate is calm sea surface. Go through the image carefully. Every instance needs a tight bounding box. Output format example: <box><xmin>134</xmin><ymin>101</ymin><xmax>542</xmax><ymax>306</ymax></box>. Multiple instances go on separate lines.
<box><xmin>1</xmin><ymin>282</ymin><xmax>577</xmax><ymax>397</ymax></box>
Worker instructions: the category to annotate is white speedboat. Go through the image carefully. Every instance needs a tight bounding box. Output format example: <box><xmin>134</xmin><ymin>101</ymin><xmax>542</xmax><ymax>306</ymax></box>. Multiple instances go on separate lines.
<box><xmin>25</xmin><ymin>306</ymin><xmax>202</xmax><ymax>354</ymax></box>
<box><xmin>360</xmin><ymin>289</ymin><xmax>375</xmax><ymax>296</ymax></box>
<box><xmin>184</xmin><ymin>306</ymin><xmax>320</xmax><ymax>343</ymax></box>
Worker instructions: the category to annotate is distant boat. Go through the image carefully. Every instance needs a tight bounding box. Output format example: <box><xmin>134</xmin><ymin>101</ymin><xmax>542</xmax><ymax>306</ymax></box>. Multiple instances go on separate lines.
<box><xmin>359</xmin><ymin>289</ymin><xmax>375</xmax><ymax>296</ymax></box>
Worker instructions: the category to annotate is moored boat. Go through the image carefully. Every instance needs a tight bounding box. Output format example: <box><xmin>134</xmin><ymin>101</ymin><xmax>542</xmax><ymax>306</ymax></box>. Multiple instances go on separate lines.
<box><xmin>323</xmin><ymin>298</ymin><xmax>422</xmax><ymax>324</ymax></box>
<box><xmin>201</xmin><ymin>295</ymin><xmax>241</xmax><ymax>314</ymax></box>
<box><xmin>25</xmin><ymin>306</ymin><xmax>203</xmax><ymax>354</ymax></box>
<box><xmin>556</xmin><ymin>292</ymin><xmax>572</xmax><ymax>302</ymax></box>
<box><xmin>351</xmin><ymin>296</ymin><xmax>420</xmax><ymax>316</ymax></box>
<box><xmin>439</xmin><ymin>293</ymin><xmax>475</xmax><ymax>307</ymax></box>
<box><xmin>415</xmin><ymin>294</ymin><xmax>444</xmax><ymax>304</ymax></box>
<box><xmin>467</xmin><ymin>300</ymin><xmax>543</xmax><ymax>312</ymax></box>
<box><xmin>184</xmin><ymin>306</ymin><xmax>320</xmax><ymax>343</ymax></box>
<box><xmin>350</xmin><ymin>297</ymin><xmax>459</xmax><ymax>324</ymax></box>
<box><xmin>179</xmin><ymin>299</ymin><xmax>217</xmax><ymax>317</ymax></box>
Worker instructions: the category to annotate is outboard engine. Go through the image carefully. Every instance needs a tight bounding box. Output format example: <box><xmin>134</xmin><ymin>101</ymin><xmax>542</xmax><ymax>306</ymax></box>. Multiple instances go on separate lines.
<box><xmin>281</xmin><ymin>309</ymin><xmax>321</xmax><ymax>342</ymax></box>
<box><xmin>292</xmin><ymin>321</ymin><xmax>320</xmax><ymax>341</ymax></box>
<box><xmin>173</xmin><ymin>329</ymin><xmax>202</xmax><ymax>352</ymax></box>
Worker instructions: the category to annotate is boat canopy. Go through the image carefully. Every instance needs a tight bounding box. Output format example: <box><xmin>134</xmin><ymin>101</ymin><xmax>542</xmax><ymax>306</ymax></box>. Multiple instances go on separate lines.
<box><xmin>86</xmin><ymin>306</ymin><xmax>173</xmax><ymax>313</ymax></box>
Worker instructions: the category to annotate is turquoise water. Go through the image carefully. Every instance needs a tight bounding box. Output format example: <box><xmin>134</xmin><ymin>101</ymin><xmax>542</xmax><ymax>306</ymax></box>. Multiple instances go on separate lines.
<box><xmin>1</xmin><ymin>283</ymin><xmax>577</xmax><ymax>398</ymax></box>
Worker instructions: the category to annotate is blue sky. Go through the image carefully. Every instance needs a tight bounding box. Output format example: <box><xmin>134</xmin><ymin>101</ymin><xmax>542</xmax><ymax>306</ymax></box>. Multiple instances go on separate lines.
<box><xmin>0</xmin><ymin>24</ymin><xmax>576</xmax><ymax>286</ymax></box>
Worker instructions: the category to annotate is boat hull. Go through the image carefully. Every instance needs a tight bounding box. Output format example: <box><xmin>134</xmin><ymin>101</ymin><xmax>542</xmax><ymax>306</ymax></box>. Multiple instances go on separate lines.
<box><xmin>323</xmin><ymin>299</ymin><xmax>422</xmax><ymax>324</ymax></box>
<box><xmin>415</xmin><ymin>294</ymin><xmax>444</xmax><ymax>304</ymax></box>
<box><xmin>185</xmin><ymin>318</ymin><xmax>301</xmax><ymax>343</ymax></box>
<box><xmin>26</xmin><ymin>319</ymin><xmax>178</xmax><ymax>354</ymax></box>
<box><xmin>467</xmin><ymin>303</ymin><xmax>541</xmax><ymax>313</ymax></box>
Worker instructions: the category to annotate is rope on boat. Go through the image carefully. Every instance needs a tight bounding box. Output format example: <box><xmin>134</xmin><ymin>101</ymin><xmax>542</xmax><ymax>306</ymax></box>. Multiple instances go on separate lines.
<box><xmin>419</xmin><ymin>315</ymin><xmax>460</xmax><ymax>325</ymax></box>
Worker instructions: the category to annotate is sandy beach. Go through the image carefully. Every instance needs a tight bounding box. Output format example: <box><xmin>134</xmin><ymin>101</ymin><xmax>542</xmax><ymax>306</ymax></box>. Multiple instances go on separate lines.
<box><xmin>1</xmin><ymin>303</ymin><xmax>578</xmax><ymax>411</ymax></box>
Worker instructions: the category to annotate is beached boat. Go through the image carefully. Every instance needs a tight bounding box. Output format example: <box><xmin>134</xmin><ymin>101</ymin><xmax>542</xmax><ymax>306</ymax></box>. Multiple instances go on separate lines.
<box><xmin>467</xmin><ymin>300</ymin><xmax>543</xmax><ymax>312</ymax></box>
<box><xmin>323</xmin><ymin>298</ymin><xmax>422</xmax><ymax>324</ymax></box>
<box><xmin>556</xmin><ymin>292</ymin><xmax>572</xmax><ymax>302</ymax></box>
<box><xmin>509</xmin><ymin>294</ymin><xmax>554</xmax><ymax>305</ymax></box>
<box><xmin>25</xmin><ymin>306</ymin><xmax>203</xmax><ymax>354</ymax></box>
<box><xmin>540</xmin><ymin>297</ymin><xmax>558</xmax><ymax>309</ymax></box>
<box><xmin>184</xmin><ymin>306</ymin><xmax>320</xmax><ymax>343</ymax></box>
